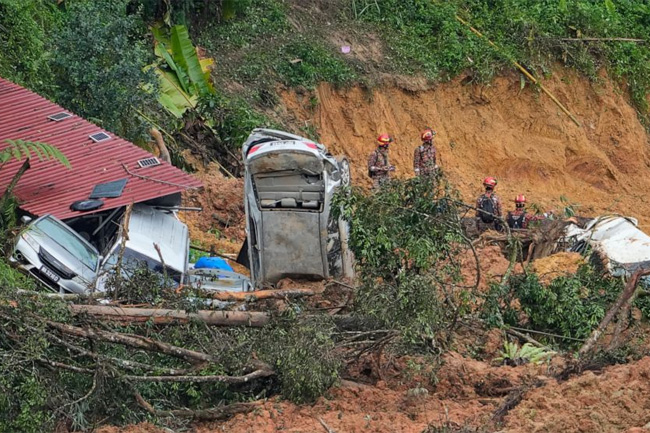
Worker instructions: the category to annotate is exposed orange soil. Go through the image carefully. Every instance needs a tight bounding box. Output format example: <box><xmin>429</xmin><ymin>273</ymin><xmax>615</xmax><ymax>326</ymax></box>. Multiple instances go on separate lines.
<box><xmin>504</xmin><ymin>356</ymin><xmax>650</xmax><ymax>433</ymax></box>
<box><xmin>181</xmin><ymin>163</ymin><xmax>245</xmax><ymax>255</ymax></box>
<box><xmin>279</xmin><ymin>68</ymin><xmax>650</xmax><ymax>230</ymax></box>
<box><xmin>532</xmin><ymin>251</ymin><xmax>585</xmax><ymax>284</ymax></box>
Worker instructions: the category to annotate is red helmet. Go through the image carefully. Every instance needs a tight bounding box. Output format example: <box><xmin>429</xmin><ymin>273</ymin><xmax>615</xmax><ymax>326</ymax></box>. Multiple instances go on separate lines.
<box><xmin>515</xmin><ymin>194</ymin><xmax>526</xmax><ymax>204</ymax></box>
<box><xmin>377</xmin><ymin>134</ymin><xmax>393</xmax><ymax>146</ymax></box>
<box><xmin>483</xmin><ymin>177</ymin><xmax>497</xmax><ymax>188</ymax></box>
<box><xmin>421</xmin><ymin>128</ymin><xmax>436</xmax><ymax>142</ymax></box>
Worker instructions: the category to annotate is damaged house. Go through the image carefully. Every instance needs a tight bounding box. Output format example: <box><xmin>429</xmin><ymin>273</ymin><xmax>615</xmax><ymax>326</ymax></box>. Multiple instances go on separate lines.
<box><xmin>0</xmin><ymin>77</ymin><xmax>203</xmax><ymax>293</ymax></box>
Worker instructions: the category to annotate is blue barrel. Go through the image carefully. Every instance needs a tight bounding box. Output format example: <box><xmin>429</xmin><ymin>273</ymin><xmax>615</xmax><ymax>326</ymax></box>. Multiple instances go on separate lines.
<box><xmin>194</xmin><ymin>257</ymin><xmax>234</xmax><ymax>271</ymax></box>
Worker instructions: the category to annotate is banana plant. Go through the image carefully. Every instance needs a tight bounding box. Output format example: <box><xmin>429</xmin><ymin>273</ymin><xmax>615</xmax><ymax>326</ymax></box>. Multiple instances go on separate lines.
<box><xmin>495</xmin><ymin>341</ymin><xmax>556</xmax><ymax>366</ymax></box>
<box><xmin>150</xmin><ymin>24</ymin><xmax>215</xmax><ymax>118</ymax></box>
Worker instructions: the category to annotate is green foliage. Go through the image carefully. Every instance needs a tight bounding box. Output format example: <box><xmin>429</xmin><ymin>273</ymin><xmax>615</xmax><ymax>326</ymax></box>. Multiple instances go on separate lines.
<box><xmin>0</xmin><ymin>0</ymin><xmax>62</xmax><ymax>92</ymax></box>
<box><xmin>50</xmin><ymin>0</ymin><xmax>156</xmax><ymax>142</ymax></box>
<box><xmin>258</xmin><ymin>313</ymin><xmax>340</xmax><ymax>403</ymax></box>
<box><xmin>198</xmin><ymin>92</ymin><xmax>270</xmax><ymax>150</ymax></box>
<box><xmin>198</xmin><ymin>0</ymin><xmax>356</xmax><ymax>98</ymax></box>
<box><xmin>195</xmin><ymin>0</ymin><xmax>289</xmax><ymax>50</ymax></box>
<box><xmin>337</xmin><ymin>175</ymin><xmax>474</xmax><ymax>347</ymax></box>
<box><xmin>1</xmin><ymin>139</ymin><xmax>70</xmax><ymax>168</ymax></box>
<box><xmin>275</xmin><ymin>38</ymin><xmax>358</xmax><ymax>88</ymax></box>
<box><xmin>355</xmin><ymin>0</ymin><xmax>650</xmax><ymax>121</ymax></box>
<box><xmin>0</xmin><ymin>139</ymin><xmax>70</xmax><ymax>229</ymax></box>
<box><xmin>169</xmin><ymin>25</ymin><xmax>214</xmax><ymax>97</ymax></box>
<box><xmin>483</xmin><ymin>264</ymin><xmax>623</xmax><ymax>348</ymax></box>
<box><xmin>151</xmin><ymin>24</ymin><xmax>215</xmax><ymax>118</ymax></box>
<box><xmin>494</xmin><ymin>341</ymin><xmax>555</xmax><ymax>365</ymax></box>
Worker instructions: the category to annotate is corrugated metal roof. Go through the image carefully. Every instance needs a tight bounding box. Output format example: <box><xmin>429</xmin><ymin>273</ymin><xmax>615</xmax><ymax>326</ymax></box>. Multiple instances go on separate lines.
<box><xmin>0</xmin><ymin>77</ymin><xmax>203</xmax><ymax>219</ymax></box>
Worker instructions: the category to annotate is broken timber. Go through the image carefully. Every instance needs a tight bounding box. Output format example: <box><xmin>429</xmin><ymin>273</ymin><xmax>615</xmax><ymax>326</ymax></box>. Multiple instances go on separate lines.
<box><xmin>69</xmin><ymin>305</ymin><xmax>271</xmax><ymax>327</ymax></box>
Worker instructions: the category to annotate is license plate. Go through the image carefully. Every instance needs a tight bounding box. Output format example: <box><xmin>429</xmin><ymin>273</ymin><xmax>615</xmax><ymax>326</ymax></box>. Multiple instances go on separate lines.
<box><xmin>40</xmin><ymin>265</ymin><xmax>60</xmax><ymax>283</ymax></box>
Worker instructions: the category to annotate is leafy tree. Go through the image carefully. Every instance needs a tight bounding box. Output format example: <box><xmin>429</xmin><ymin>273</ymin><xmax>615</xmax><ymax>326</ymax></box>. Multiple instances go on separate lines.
<box><xmin>50</xmin><ymin>0</ymin><xmax>156</xmax><ymax>142</ymax></box>
<box><xmin>0</xmin><ymin>0</ymin><xmax>61</xmax><ymax>91</ymax></box>
<box><xmin>336</xmin><ymin>175</ymin><xmax>475</xmax><ymax>348</ymax></box>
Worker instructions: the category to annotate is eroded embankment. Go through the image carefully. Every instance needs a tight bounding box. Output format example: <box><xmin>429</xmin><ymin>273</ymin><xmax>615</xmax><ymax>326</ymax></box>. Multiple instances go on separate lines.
<box><xmin>278</xmin><ymin>69</ymin><xmax>650</xmax><ymax>229</ymax></box>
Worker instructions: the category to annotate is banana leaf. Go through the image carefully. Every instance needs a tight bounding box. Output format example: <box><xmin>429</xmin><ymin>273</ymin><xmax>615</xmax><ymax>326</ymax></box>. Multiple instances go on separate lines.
<box><xmin>153</xmin><ymin>67</ymin><xmax>197</xmax><ymax>118</ymax></box>
<box><xmin>170</xmin><ymin>24</ymin><xmax>215</xmax><ymax>97</ymax></box>
<box><xmin>155</xmin><ymin>41</ymin><xmax>191</xmax><ymax>95</ymax></box>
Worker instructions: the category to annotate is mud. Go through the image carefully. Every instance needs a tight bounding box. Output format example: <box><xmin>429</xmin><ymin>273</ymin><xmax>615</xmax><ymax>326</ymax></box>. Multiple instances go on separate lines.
<box><xmin>532</xmin><ymin>251</ymin><xmax>585</xmax><ymax>284</ymax></box>
<box><xmin>181</xmin><ymin>163</ymin><xmax>246</xmax><ymax>255</ymax></box>
<box><xmin>279</xmin><ymin>67</ymin><xmax>650</xmax><ymax>230</ymax></box>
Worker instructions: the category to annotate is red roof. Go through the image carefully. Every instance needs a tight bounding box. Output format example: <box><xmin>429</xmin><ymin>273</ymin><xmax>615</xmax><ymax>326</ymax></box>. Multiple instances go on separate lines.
<box><xmin>0</xmin><ymin>78</ymin><xmax>203</xmax><ymax>219</ymax></box>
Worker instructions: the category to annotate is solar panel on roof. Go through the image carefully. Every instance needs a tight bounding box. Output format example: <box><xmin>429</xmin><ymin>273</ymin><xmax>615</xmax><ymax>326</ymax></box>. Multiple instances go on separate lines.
<box><xmin>89</xmin><ymin>132</ymin><xmax>111</xmax><ymax>142</ymax></box>
<box><xmin>137</xmin><ymin>157</ymin><xmax>161</xmax><ymax>168</ymax></box>
<box><xmin>89</xmin><ymin>178</ymin><xmax>128</xmax><ymax>199</ymax></box>
<box><xmin>48</xmin><ymin>112</ymin><xmax>72</xmax><ymax>122</ymax></box>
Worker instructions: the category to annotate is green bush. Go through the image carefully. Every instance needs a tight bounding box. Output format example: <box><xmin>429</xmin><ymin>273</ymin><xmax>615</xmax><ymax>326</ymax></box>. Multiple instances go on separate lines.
<box><xmin>337</xmin><ymin>176</ymin><xmax>474</xmax><ymax>348</ymax></box>
<box><xmin>50</xmin><ymin>0</ymin><xmax>156</xmax><ymax>142</ymax></box>
<box><xmin>483</xmin><ymin>264</ymin><xmax>623</xmax><ymax>347</ymax></box>
<box><xmin>275</xmin><ymin>38</ymin><xmax>358</xmax><ymax>88</ymax></box>
<box><xmin>0</xmin><ymin>0</ymin><xmax>61</xmax><ymax>92</ymax></box>
<box><xmin>258</xmin><ymin>313</ymin><xmax>340</xmax><ymax>403</ymax></box>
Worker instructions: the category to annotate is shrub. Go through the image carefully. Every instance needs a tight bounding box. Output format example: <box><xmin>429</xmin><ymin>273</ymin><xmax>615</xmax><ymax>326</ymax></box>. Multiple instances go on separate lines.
<box><xmin>50</xmin><ymin>0</ymin><xmax>156</xmax><ymax>142</ymax></box>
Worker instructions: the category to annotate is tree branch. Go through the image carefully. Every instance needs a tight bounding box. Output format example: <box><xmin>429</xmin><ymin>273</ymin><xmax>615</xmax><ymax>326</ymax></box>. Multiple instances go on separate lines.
<box><xmin>578</xmin><ymin>269</ymin><xmax>650</xmax><ymax>357</ymax></box>
<box><xmin>133</xmin><ymin>390</ymin><xmax>262</xmax><ymax>420</ymax></box>
<box><xmin>124</xmin><ymin>367</ymin><xmax>273</xmax><ymax>383</ymax></box>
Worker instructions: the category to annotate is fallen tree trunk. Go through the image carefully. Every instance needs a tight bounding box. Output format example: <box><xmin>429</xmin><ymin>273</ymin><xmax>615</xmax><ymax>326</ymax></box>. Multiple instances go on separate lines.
<box><xmin>68</xmin><ymin>305</ymin><xmax>381</xmax><ymax>332</ymax></box>
<box><xmin>47</xmin><ymin>319</ymin><xmax>223</xmax><ymax>364</ymax></box>
<box><xmin>578</xmin><ymin>269</ymin><xmax>650</xmax><ymax>357</ymax></box>
<box><xmin>206</xmin><ymin>287</ymin><xmax>323</xmax><ymax>301</ymax></box>
<box><xmin>69</xmin><ymin>305</ymin><xmax>271</xmax><ymax>327</ymax></box>
<box><xmin>124</xmin><ymin>367</ymin><xmax>273</xmax><ymax>383</ymax></box>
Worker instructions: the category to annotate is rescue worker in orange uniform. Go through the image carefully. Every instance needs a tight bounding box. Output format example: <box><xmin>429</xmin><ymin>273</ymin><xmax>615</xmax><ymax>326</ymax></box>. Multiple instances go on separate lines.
<box><xmin>367</xmin><ymin>134</ymin><xmax>396</xmax><ymax>189</ymax></box>
<box><xmin>476</xmin><ymin>177</ymin><xmax>503</xmax><ymax>232</ymax></box>
<box><xmin>506</xmin><ymin>194</ymin><xmax>547</xmax><ymax>229</ymax></box>
<box><xmin>413</xmin><ymin>128</ymin><xmax>438</xmax><ymax>176</ymax></box>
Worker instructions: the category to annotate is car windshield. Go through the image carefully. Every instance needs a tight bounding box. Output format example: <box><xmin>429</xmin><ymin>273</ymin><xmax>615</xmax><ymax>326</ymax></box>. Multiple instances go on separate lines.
<box><xmin>34</xmin><ymin>217</ymin><xmax>99</xmax><ymax>271</ymax></box>
<box><xmin>105</xmin><ymin>247</ymin><xmax>182</xmax><ymax>284</ymax></box>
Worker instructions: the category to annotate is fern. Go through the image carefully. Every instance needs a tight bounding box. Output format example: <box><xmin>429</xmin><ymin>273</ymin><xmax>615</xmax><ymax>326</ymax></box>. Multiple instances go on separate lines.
<box><xmin>2</xmin><ymin>139</ymin><xmax>70</xmax><ymax>168</ymax></box>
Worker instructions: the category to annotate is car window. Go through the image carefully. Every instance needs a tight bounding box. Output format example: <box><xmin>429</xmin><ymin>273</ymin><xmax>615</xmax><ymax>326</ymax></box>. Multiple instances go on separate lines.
<box><xmin>34</xmin><ymin>217</ymin><xmax>99</xmax><ymax>271</ymax></box>
<box><xmin>104</xmin><ymin>246</ymin><xmax>182</xmax><ymax>284</ymax></box>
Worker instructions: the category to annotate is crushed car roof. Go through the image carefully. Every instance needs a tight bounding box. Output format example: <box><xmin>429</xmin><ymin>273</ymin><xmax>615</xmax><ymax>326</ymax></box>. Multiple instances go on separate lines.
<box><xmin>0</xmin><ymin>77</ymin><xmax>202</xmax><ymax>219</ymax></box>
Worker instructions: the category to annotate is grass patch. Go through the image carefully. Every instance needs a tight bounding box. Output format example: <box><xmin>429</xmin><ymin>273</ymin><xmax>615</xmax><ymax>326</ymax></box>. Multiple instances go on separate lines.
<box><xmin>354</xmin><ymin>0</ymin><xmax>650</xmax><ymax>122</ymax></box>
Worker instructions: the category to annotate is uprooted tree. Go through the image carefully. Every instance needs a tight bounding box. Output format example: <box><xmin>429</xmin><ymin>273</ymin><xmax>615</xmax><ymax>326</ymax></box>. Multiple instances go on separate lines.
<box><xmin>0</xmin><ymin>174</ymin><xmax>487</xmax><ymax>430</ymax></box>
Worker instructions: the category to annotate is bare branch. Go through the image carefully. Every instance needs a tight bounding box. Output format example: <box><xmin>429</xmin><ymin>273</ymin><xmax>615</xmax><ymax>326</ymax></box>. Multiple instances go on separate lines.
<box><xmin>124</xmin><ymin>368</ymin><xmax>273</xmax><ymax>383</ymax></box>
<box><xmin>134</xmin><ymin>390</ymin><xmax>262</xmax><ymax>420</ymax></box>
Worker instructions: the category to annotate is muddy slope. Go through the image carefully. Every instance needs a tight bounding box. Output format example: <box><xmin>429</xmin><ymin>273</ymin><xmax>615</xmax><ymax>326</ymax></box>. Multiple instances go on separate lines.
<box><xmin>279</xmin><ymin>69</ymin><xmax>650</xmax><ymax>228</ymax></box>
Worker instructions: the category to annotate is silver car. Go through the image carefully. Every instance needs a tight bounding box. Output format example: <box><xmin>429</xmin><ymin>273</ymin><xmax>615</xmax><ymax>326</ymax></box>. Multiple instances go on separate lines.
<box><xmin>11</xmin><ymin>215</ymin><xmax>101</xmax><ymax>294</ymax></box>
<box><xmin>240</xmin><ymin>128</ymin><xmax>354</xmax><ymax>289</ymax></box>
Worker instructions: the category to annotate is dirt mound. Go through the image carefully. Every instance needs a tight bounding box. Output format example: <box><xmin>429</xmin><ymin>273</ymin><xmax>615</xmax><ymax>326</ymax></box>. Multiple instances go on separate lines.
<box><xmin>280</xmin><ymin>67</ymin><xmax>650</xmax><ymax>230</ymax></box>
<box><xmin>207</xmin><ymin>351</ymin><xmax>546</xmax><ymax>433</ymax></box>
<box><xmin>532</xmin><ymin>252</ymin><xmax>585</xmax><ymax>283</ymax></box>
<box><xmin>459</xmin><ymin>245</ymin><xmax>523</xmax><ymax>291</ymax></box>
<box><xmin>95</xmin><ymin>423</ymin><xmax>162</xmax><ymax>433</ymax></box>
<box><xmin>504</xmin><ymin>356</ymin><xmax>650</xmax><ymax>433</ymax></box>
<box><xmin>181</xmin><ymin>164</ymin><xmax>245</xmax><ymax>255</ymax></box>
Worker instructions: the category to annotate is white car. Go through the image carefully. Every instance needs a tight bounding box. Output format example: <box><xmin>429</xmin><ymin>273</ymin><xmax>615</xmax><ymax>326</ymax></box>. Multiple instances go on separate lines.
<box><xmin>11</xmin><ymin>215</ymin><xmax>101</xmax><ymax>294</ymax></box>
<box><xmin>239</xmin><ymin>128</ymin><xmax>354</xmax><ymax>289</ymax></box>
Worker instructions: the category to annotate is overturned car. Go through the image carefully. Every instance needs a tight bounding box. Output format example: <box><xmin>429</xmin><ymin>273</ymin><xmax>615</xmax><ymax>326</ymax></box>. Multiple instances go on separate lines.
<box><xmin>239</xmin><ymin>128</ymin><xmax>354</xmax><ymax>289</ymax></box>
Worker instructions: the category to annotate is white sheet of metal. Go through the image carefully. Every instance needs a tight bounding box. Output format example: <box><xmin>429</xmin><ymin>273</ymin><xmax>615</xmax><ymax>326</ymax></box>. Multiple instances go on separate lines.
<box><xmin>566</xmin><ymin>216</ymin><xmax>650</xmax><ymax>277</ymax></box>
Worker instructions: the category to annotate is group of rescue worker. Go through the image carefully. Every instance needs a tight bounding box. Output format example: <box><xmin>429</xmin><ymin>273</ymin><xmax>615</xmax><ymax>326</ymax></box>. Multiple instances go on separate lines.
<box><xmin>367</xmin><ymin>128</ymin><xmax>542</xmax><ymax>232</ymax></box>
